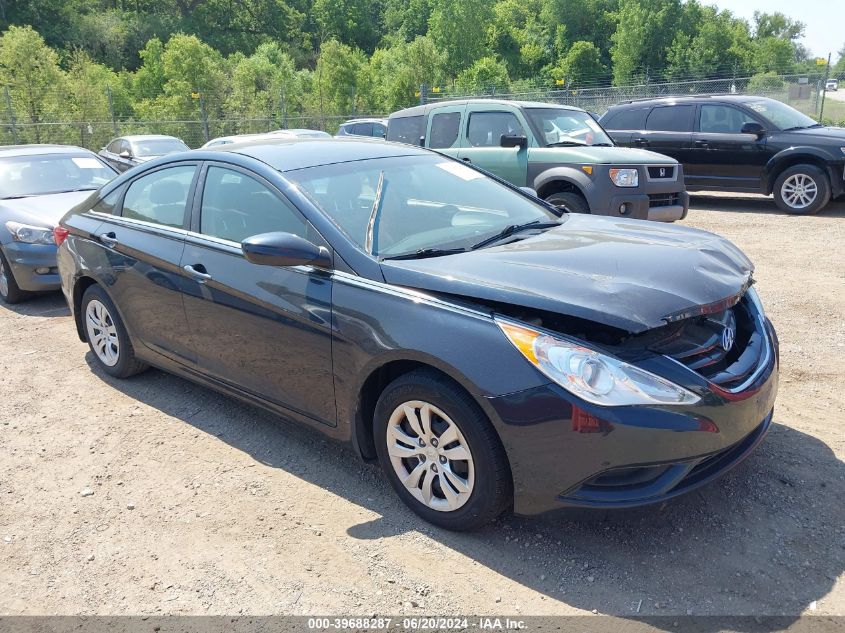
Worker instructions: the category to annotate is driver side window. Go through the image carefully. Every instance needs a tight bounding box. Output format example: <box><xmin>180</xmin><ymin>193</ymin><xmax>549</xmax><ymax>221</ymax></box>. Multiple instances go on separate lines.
<box><xmin>199</xmin><ymin>166</ymin><xmax>306</xmax><ymax>244</ymax></box>
<box><xmin>466</xmin><ymin>112</ymin><xmax>524</xmax><ymax>147</ymax></box>
<box><xmin>699</xmin><ymin>105</ymin><xmax>757</xmax><ymax>134</ymax></box>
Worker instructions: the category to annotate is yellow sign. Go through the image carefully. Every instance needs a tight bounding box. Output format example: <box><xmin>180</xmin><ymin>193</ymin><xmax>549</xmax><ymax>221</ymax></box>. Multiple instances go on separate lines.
<box><xmin>555</xmin><ymin>79</ymin><xmax>565</xmax><ymax>86</ymax></box>
<box><xmin>414</xmin><ymin>91</ymin><xmax>421</xmax><ymax>97</ymax></box>
<box><xmin>816</xmin><ymin>58</ymin><xmax>827</xmax><ymax>65</ymax></box>
<box><xmin>191</xmin><ymin>92</ymin><xmax>200</xmax><ymax>99</ymax></box>
<box><xmin>432</xmin><ymin>87</ymin><xmax>441</xmax><ymax>93</ymax></box>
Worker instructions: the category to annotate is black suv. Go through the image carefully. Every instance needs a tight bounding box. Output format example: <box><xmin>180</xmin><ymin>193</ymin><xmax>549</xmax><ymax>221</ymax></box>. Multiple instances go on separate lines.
<box><xmin>600</xmin><ymin>95</ymin><xmax>845</xmax><ymax>214</ymax></box>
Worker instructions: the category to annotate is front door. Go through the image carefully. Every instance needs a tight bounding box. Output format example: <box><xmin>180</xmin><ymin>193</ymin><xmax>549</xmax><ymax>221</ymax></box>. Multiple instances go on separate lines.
<box><xmin>687</xmin><ymin>104</ymin><xmax>770</xmax><ymax>190</ymax></box>
<box><xmin>95</xmin><ymin>162</ymin><xmax>199</xmax><ymax>364</ymax></box>
<box><xmin>458</xmin><ymin>108</ymin><xmax>529</xmax><ymax>186</ymax></box>
<box><xmin>179</xmin><ymin>163</ymin><xmax>336</xmax><ymax>426</ymax></box>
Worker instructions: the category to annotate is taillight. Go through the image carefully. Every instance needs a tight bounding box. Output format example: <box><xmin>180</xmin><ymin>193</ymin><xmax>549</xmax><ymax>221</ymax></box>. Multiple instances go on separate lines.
<box><xmin>53</xmin><ymin>226</ymin><xmax>69</xmax><ymax>247</ymax></box>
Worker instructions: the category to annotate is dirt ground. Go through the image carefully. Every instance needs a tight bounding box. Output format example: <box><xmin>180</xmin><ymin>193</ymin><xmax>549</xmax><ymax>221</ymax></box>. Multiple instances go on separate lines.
<box><xmin>1</xmin><ymin>193</ymin><xmax>843</xmax><ymax>621</ymax></box>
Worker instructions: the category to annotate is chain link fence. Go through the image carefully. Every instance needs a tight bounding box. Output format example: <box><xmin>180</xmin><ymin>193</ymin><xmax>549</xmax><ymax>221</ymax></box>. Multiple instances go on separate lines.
<box><xmin>1</xmin><ymin>72</ymin><xmax>841</xmax><ymax>151</ymax></box>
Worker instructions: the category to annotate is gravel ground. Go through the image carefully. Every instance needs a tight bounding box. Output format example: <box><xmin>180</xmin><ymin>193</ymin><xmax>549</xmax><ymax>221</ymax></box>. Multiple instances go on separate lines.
<box><xmin>0</xmin><ymin>193</ymin><xmax>843</xmax><ymax>621</ymax></box>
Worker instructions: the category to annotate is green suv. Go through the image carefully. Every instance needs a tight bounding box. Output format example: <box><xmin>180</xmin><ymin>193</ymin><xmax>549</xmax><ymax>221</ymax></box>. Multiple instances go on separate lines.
<box><xmin>387</xmin><ymin>99</ymin><xmax>689</xmax><ymax>222</ymax></box>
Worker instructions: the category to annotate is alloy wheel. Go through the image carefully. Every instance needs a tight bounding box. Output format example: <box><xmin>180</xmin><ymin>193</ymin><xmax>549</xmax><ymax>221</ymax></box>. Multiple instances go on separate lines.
<box><xmin>0</xmin><ymin>258</ymin><xmax>8</xmax><ymax>298</ymax></box>
<box><xmin>780</xmin><ymin>174</ymin><xmax>818</xmax><ymax>209</ymax></box>
<box><xmin>85</xmin><ymin>299</ymin><xmax>120</xmax><ymax>367</ymax></box>
<box><xmin>386</xmin><ymin>400</ymin><xmax>475</xmax><ymax>512</ymax></box>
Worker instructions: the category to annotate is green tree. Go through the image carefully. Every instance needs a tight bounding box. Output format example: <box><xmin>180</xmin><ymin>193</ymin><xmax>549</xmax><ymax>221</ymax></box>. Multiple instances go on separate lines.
<box><xmin>454</xmin><ymin>56</ymin><xmax>510</xmax><ymax>94</ymax></box>
<box><xmin>489</xmin><ymin>0</ymin><xmax>553</xmax><ymax>76</ymax></box>
<box><xmin>384</xmin><ymin>0</ymin><xmax>431</xmax><ymax>41</ymax></box>
<box><xmin>753</xmin><ymin>11</ymin><xmax>804</xmax><ymax>41</ymax></box>
<box><xmin>753</xmin><ymin>37</ymin><xmax>796</xmax><ymax>74</ymax></box>
<box><xmin>609</xmin><ymin>0</ymin><xmax>684</xmax><ymax>85</ymax></box>
<box><xmin>666</xmin><ymin>6</ymin><xmax>754</xmax><ymax>79</ymax></box>
<box><xmin>368</xmin><ymin>35</ymin><xmax>445</xmax><ymax>111</ymax></box>
<box><xmin>428</xmin><ymin>0</ymin><xmax>493</xmax><ymax>75</ymax></box>
<box><xmin>549</xmin><ymin>41</ymin><xmax>606</xmax><ymax>86</ymax></box>
<box><xmin>0</xmin><ymin>25</ymin><xmax>65</xmax><ymax>142</ymax></box>
<box><xmin>308</xmin><ymin>39</ymin><xmax>368</xmax><ymax>118</ymax></box>
<box><xmin>313</xmin><ymin>0</ymin><xmax>384</xmax><ymax>54</ymax></box>
<box><xmin>746</xmin><ymin>71</ymin><xmax>787</xmax><ymax>93</ymax></box>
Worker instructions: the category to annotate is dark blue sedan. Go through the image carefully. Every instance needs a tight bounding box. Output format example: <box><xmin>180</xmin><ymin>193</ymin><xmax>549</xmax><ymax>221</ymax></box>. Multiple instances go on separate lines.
<box><xmin>56</xmin><ymin>138</ymin><xmax>778</xmax><ymax>530</ymax></box>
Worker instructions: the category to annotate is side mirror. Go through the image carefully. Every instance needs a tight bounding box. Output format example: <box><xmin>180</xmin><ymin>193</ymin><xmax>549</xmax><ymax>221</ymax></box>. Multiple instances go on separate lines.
<box><xmin>242</xmin><ymin>232</ymin><xmax>332</xmax><ymax>269</ymax></box>
<box><xmin>119</xmin><ymin>149</ymin><xmax>132</xmax><ymax>159</ymax></box>
<box><xmin>418</xmin><ymin>135</ymin><xmax>426</xmax><ymax>147</ymax></box>
<box><xmin>519</xmin><ymin>186</ymin><xmax>538</xmax><ymax>198</ymax></box>
<box><xmin>741</xmin><ymin>122</ymin><xmax>766</xmax><ymax>138</ymax></box>
<box><xmin>500</xmin><ymin>134</ymin><xmax>528</xmax><ymax>149</ymax></box>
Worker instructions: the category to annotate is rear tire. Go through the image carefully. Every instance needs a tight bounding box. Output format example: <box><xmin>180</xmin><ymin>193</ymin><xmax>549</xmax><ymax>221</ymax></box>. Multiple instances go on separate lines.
<box><xmin>81</xmin><ymin>285</ymin><xmax>148</xmax><ymax>378</ymax></box>
<box><xmin>0</xmin><ymin>250</ymin><xmax>28</xmax><ymax>305</ymax></box>
<box><xmin>374</xmin><ymin>370</ymin><xmax>512</xmax><ymax>531</ymax></box>
<box><xmin>544</xmin><ymin>190</ymin><xmax>590</xmax><ymax>214</ymax></box>
<box><xmin>773</xmin><ymin>164</ymin><xmax>830</xmax><ymax>215</ymax></box>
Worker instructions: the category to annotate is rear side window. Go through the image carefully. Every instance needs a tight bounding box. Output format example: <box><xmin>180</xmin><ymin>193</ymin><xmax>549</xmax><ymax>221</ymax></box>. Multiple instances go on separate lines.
<box><xmin>200</xmin><ymin>166</ymin><xmax>306</xmax><ymax>244</ymax></box>
<box><xmin>353</xmin><ymin>122</ymin><xmax>374</xmax><ymax>136</ymax></box>
<box><xmin>91</xmin><ymin>188</ymin><xmax>122</xmax><ymax>215</ymax></box>
<box><xmin>373</xmin><ymin>123</ymin><xmax>386</xmax><ymax>137</ymax></box>
<box><xmin>387</xmin><ymin>115</ymin><xmax>425</xmax><ymax>144</ymax></box>
<box><xmin>466</xmin><ymin>111</ymin><xmax>524</xmax><ymax>147</ymax></box>
<box><xmin>603</xmin><ymin>107</ymin><xmax>649</xmax><ymax>130</ymax></box>
<box><xmin>429</xmin><ymin>111</ymin><xmax>461</xmax><ymax>148</ymax></box>
<box><xmin>646</xmin><ymin>105</ymin><xmax>694</xmax><ymax>132</ymax></box>
<box><xmin>122</xmin><ymin>165</ymin><xmax>196</xmax><ymax>228</ymax></box>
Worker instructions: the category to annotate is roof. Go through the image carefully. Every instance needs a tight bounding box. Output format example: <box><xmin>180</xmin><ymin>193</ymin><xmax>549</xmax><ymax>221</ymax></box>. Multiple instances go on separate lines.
<box><xmin>213</xmin><ymin>137</ymin><xmax>429</xmax><ymax>172</ymax></box>
<box><xmin>0</xmin><ymin>144</ymin><xmax>93</xmax><ymax>158</ymax></box>
<box><xmin>120</xmin><ymin>134</ymin><xmax>185</xmax><ymax>142</ymax></box>
<box><xmin>606</xmin><ymin>94</ymin><xmax>775</xmax><ymax>109</ymax></box>
<box><xmin>390</xmin><ymin>98</ymin><xmax>583</xmax><ymax>118</ymax></box>
<box><xmin>341</xmin><ymin>118</ymin><xmax>389</xmax><ymax>124</ymax></box>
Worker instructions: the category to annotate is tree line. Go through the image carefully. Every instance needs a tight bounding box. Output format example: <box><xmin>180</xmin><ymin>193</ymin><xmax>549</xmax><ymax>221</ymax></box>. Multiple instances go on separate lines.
<box><xmin>1</xmin><ymin>0</ymin><xmax>843</xmax><ymax>144</ymax></box>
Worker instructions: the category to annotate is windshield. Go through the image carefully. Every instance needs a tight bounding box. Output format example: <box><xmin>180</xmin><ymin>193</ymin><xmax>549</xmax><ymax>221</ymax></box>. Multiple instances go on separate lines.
<box><xmin>524</xmin><ymin>108</ymin><xmax>614</xmax><ymax>147</ymax></box>
<box><xmin>0</xmin><ymin>154</ymin><xmax>115</xmax><ymax>199</ymax></box>
<box><xmin>744</xmin><ymin>99</ymin><xmax>818</xmax><ymax>130</ymax></box>
<box><xmin>287</xmin><ymin>155</ymin><xmax>560</xmax><ymax>258</ymax></box>
<box><xmin>132</xmin><ymin>139</ymin><xmax>190</xmax><ymax>157</ymax></box>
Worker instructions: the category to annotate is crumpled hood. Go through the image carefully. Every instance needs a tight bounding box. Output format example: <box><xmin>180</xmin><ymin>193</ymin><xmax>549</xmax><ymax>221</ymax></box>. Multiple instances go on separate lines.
<box><xmin>380</xmin><ymin>214</ymin><xmax>753</xmax><ymax>333</ymax></box>
<box><xmin>0</xmin><ymin>191</ymin><xmax>95</xmax><ymax>229</ymax></box>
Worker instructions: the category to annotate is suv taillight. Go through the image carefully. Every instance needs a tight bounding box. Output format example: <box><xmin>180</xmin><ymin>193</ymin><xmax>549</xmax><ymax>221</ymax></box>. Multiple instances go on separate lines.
<box><xmin>53</xmin><ymin>226</ymin><xmax>69</xmax><ymax>246</ymax></box>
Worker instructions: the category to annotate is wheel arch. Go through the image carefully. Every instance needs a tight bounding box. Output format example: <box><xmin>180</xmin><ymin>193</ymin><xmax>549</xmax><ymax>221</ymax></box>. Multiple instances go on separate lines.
<box><xmin>534</xmin><ymin>171</ymin><xmax>593</xmax><ymax>204</ymax></box>
<box><xmin>351</xmin><ymin>355</ymin><xmax>507</xmax><ymax>465</ymax></box>
<box><xmin>763</xmin><ymin>149</ymin><xmax>833</xmax><ymax>195</ymax></box>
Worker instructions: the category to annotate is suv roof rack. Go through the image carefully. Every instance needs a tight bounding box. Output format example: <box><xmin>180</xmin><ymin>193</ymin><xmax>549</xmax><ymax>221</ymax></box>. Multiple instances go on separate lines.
<box><xmin>612</xmin><ymin>93</ymin><xmax>745</xmax><ymax>106</ymax></box>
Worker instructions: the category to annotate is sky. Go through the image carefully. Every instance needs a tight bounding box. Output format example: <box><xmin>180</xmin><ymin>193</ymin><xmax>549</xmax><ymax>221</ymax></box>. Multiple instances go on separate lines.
<box><xmin>708</xmin><ymin>0</ymin><xmax>845</xmax><ymax>60</ymax></box>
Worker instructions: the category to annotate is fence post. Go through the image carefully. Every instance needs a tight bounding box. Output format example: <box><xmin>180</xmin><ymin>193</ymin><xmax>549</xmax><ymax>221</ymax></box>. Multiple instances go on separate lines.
<box><xmin>280</xmin><ymin>83</ymin><xmax>288</xmax><ymax>129</ymax></box>
<box><xmin>4</xmin><ymin>86</ymin><xmax>19</xmax><ymax>144</ymax></box>
<box><xmin>106</xmin><ymin>85</ymin><xmax>119</xmax><ymax>137</ymax></box>
<box><xmin>419</xmin><ymin>84</ymin><xmax>427</xmax><ymax>105</ymax></box>
<box><xmin>818</xmin><ymin>52</ymin><xmax>832</xmax><ymax>122</ymax></box>
<box><xmin>198</xmin><ymin>92</ymin><xmax>210</xmax><ymax>143</ymax></box>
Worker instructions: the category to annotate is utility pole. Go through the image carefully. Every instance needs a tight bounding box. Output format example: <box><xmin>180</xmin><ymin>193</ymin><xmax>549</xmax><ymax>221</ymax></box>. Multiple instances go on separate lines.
<box><xmin>819</xmin><ymin>52</ymin><xmax>832</xmax><ymax>122</ymax></box>
<box><xmin>106</xmin><ymin>85</ymin><xmax>119</xmax><ymax>137</ymax></box>
<box><xmin>198</xmin><ymin>92</ymin><xmax>210</xmax><ymax>143</ymax></box>
<box><xmin>419</xmin><ymin>84</ymin><xmax>427</xmax><ymax>106</ymax></box>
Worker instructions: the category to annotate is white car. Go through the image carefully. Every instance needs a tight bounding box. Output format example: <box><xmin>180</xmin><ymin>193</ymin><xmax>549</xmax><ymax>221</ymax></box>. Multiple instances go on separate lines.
<box><xmin>201</xmin><ymin>129</ymin><xmax>331</xmax><ymax>148</ymax></box>
<box><xmin>826</xmin><ymin>79</ymin><xmax>838</xmax><ymax>91</ymax></box>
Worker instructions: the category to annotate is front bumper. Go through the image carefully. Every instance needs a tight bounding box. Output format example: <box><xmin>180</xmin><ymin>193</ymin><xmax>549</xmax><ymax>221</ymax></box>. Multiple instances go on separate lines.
<box><xmin>484</xmin><ymin>321</ymin><xmax>778</xmax><ymax>515</ymax></box>
<box><xmin>2</xmin><ymin>242</ymin><xmax>60</xmax><ymax>292</ymax></box>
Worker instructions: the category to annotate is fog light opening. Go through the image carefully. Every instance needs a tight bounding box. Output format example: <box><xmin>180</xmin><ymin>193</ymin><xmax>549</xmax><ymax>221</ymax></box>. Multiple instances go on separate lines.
<box><xmin>35</xmin><ymin>267</ymin><xmax>50</xmax><ymax>275</ymax></box>
<box><xmin>618</xmin><ymin>203</ymin><xmax>628</xmax><ymax>215</ymax></box>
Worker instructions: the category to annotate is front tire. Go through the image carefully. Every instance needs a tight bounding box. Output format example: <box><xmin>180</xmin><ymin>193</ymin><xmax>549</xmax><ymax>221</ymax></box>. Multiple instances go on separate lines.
<box><xmin>81</xmin><ymin>285</ymin><xmax>148</xmax><ymax>378</ymax></box>
<box><xmin>544</xmin><ymin>190</ymin><xmax>590</xmax><ymax>214</ymax></box>
<box><xmin>773</xmin><ymin>164</ymin><xmax>830</xmax><ymax>215</ymax></box>
<box><xmin>374</xmin><ymin>370</ymin><xmax>512</xmax><ymax>531</ymax></box>
<box><xmin>0</xmin><ymin>250</ymin><xmax>28</xmax><ymax>304</ymax></box>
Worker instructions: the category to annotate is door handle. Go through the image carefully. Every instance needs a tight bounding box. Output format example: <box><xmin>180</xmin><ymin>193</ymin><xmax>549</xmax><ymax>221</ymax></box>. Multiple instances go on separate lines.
<box><xmin>633</xmin><ymin>137</ymin><xmax>649</xmax><ymax>146</ymax></box>
<box><xmin>183</xmin><ymin>264</ymin><xmax>212</xmax><ymax>283</ymax></box>
<box><xmin>98</xmin><ymin>232</ymin><xmax>118</xmax><ymax>248</ymax></box>
<box><xmin>694</xmin><ymin>139</ymin><xmax>710</xmax><ymax>148</ymax></box>
<box><xmin>461</xmin><ymin>157</ymin><xmax>472</xmax><ymax>163</ymax></box>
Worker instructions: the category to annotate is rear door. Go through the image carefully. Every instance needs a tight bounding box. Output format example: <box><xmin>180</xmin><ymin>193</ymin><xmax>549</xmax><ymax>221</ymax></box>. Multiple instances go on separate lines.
<box><xmin>638</xmin><ymin>104</ymin><xmax>695</xmax><ymax>162</ymax></box>
<box><xmin>600</xmin><ymin>106</ymin><xmax>650</xmax><ymax>146</ymax></box>
<box><xmin>458</xmin><ymin>107</ymin><xmax>529</xmax><ymax>186</ymax></box>
<box><xmin>179</xmin><ymin>162</ymin><xmax>336</xmax><ymax>426</ymax></box>
<box><xmin>687</xmin><ymin>103</ymin><xmax>770</xmax><ymax>190</ymax></box>
<box><xmin>424</xmin><ymin>104</ymin><xmax>466</xmax><ymax>159</ymax></box>
<box><xmin>93</xmin><ymin>162</ymin><xmax>199</xmax><ymax>364</ymax></box>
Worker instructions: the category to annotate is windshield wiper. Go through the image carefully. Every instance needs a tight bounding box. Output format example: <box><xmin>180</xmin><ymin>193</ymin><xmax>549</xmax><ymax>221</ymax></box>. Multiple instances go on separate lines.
<box><xmin>546</xmin><ymin>140</ymin><xmax>588</xmax><ymax>147</ymax></box>
<box><xmin>782</xmin><ymin>124</ymin><xmax>821</xmax><ymax>131</ymax></box>
<box><xmin>591</xmin><ymin>142</ymin><xmax>615</xmax><ymax>147</ymax></box>
<box><xmin>0</xmin><ymin>194</ymin><xmax>35</xmax><ymax>200</ymax></box>
<box><xmin>382</xmin><ymin>247</ymin><xmax>467</xmax><ymax>261</ymax></box>
<box><xmin>470</xmin><ymin>220</ymin><xmax>560</xmax><ymax>250</ymax></box>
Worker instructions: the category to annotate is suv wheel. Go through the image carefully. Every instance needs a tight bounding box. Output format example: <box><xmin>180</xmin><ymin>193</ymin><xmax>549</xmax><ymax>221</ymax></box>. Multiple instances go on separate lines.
<box><xmin>0</xmin><ymin>250</ymin><xmax>27</xmax><ymax>304</ymax></box>
<box><xmin>773</xmin><ymin>165</ymin><xmax>831</xmax><ymax>215</ymax></box>
<box><xmin>373</xmin><ymin>370</ymin><xmax>512</xmax><ymax>531</ymax></box>
<box><xmin>545</xmin><ymin>191</ymin><xmax>590</xmax><ymax>214</ymax></box>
